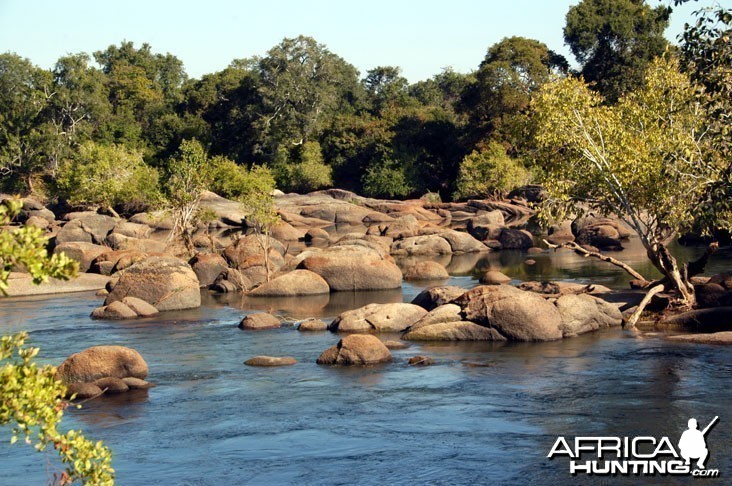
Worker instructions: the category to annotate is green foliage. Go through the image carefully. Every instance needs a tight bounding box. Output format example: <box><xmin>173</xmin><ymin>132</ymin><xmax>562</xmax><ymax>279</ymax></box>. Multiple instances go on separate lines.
<box><xmin>529</xmin><ymin>55</ymin><xmax>726</xmax><ymax>242</ymax></box>
<box><xmin>362</xmin><ymin>160</ymin><xmax>413</xmax><ymax>199</ymax></box>
<box><xmin>677</xmin><ymin>1</ymin><xmax>732</xmax><ymax>232</ymax></box>
<box><xmin>452</xmin><ymin>142</ymin><xmax>531</xmax><ymax>200</ymax></box>
<box><xmin>0</xmin><ymin>54</ymin><xmax>54</xmax><ymax>194</ymax></box>
<box><xmin>55</xmin><ymin>141</ymin><xmax>161</xmax><ymax>212</ymax></box>
<box><xmin>0</xmin><ymin>198</ymin><xmax>78</xmax><ymax>295</ymax></box>
<box><xmin>564</xmin><ymin>0</ymin><xmax>671</xmax><ymax>102</ymax></box>
<box><xmin>209</xmin><ymin>156</ymin><xmax>276</xmax><ymax>201</ymax></box>
<box><xmin>163</xmin><ymin>139</ymin><xmax>214</xmax><ymax>249</ymax></box>
<box><xmin>1</xmin><ymin>332</ymin><xmax>114</xmax><ymax>485</ymax></box>
<box><xmin>271</xmin><ymin>141</ymin><xmax>332</xmax><ymax>193</ymax></box>
<box><xmin>1</xmin><ymin>202</ymin><xmax>110</xmax><ymax>483</ymax></box>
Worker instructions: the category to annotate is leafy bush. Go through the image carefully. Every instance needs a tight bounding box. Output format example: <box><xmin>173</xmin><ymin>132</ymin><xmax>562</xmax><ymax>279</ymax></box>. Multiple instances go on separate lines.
<box><xmin>273</xmin><ymin>141</ymin><xmax>332</xmax><ymax>193</ymax></box>
<box><xmin>452</xmin><ymin>142</ymin><xmax>531</xmax><ymax>200</ymax></box>
<box><xmin>362</xmin><ymin>160</ymin><xmax>413</xmax><ymax>198</ymax></box>
<box><xmin>209</xmin><ymin>156</ymin><xmax>275</xmax><ymax>201</ymax></box>
<box><xmin>55</xmin><ymin>141</ymin><xmax>161</xmax><ymax>213</ymax></box>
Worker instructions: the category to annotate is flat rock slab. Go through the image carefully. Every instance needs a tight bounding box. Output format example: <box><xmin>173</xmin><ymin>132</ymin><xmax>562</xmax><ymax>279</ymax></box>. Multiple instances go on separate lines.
<box><xmin>666</xmin><ymin>332</ymin><xmax>732</xmax><ymax>345</ymax></box>
<box><xmin>5</xmin><ymin>272</ymin><xmax>111</xmax><ymax>297</ymax></box>
<box><xmin>244</xmin><ymin>356</ymin><xmax>298</xmax><ymax>366</ymax></box>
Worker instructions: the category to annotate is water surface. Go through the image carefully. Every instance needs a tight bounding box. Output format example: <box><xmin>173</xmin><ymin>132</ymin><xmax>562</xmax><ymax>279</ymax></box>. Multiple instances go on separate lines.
<box><xmin>0</xmin><ymin>240</ymin><xmax>730</xmax><ymax>484</ymax></box>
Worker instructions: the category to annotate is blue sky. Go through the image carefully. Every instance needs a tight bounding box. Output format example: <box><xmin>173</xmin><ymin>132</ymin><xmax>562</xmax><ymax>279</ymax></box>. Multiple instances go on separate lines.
<box><xmin>0</xmin><ymin>0</ymin><xmax>700</xmax><ymax>82</ymax></box>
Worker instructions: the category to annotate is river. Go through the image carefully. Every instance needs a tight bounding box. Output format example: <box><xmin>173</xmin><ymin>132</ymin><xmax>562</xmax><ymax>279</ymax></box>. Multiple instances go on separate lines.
<box><xmin>1</xmin><ymin>238</ymin><xmax>730</xmax><ymax>484</ymax></box>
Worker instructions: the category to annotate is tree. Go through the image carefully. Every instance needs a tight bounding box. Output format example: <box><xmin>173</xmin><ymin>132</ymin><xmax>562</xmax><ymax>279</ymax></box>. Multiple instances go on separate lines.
<box><xmin>529</xmin><ymin>56</ymin><xmax>726</xmax><ymax>318</ymax></box>
<box><xmin>255</xmin><ymin>36</ymin><xmax>361</xmax><ymax>155</ymax></box>
<box><xmin>164</xmin><ymin>139</ymin><xmax>213</xmax><ymax>252</ymax></box>
<box><xmin>676</xmin><ymin>1</ymin><xmax>732</xmax><ymax>234</ymax></box>
<box><xmin>0</xmin><ymin>54</ymin><xmax>53</xmax><ymax>193</ymax></box>
<box><xmin>363</xmin><ymin>66</ymin><xmax>412</xmax><ymax>114</ymax></box>
<box><xmin>453</xmin><ymin>142</ymin><xmax>531</xmax><ymax>201</ymax></box>
<box><xmin>564</xmin><ymin>0</ymin><xmax>670</xmax><ymax>102</ymax></box>
<box><xmin>1</xmin><ymin>199</ymin><xmax>113</xmax><ymax>484</ymax></box>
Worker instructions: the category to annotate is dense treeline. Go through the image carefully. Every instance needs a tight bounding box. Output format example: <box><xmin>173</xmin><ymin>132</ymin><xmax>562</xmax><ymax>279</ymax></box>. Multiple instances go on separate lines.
<box><xmin>0</xmin><ymin>0</ymin><xmax>727</xmax><ymax>211</ymax></box>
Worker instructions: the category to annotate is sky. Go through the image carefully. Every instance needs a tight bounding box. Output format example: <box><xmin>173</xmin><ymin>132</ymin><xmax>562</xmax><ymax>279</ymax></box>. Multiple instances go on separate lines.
<box><xmin>0</xmin><ymin>0</ymin><xmax>702</xmax><ymax>83</ymax></box>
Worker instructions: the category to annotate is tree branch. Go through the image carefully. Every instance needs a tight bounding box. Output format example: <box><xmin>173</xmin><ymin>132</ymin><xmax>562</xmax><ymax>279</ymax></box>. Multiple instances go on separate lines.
<box><xmin>625</xmin><ymin>283</ymin><xmax>665</xmax><ymax>328</ymax></box>
<box><xmin>543</xmin><ymin>239</ymin><xmax>648</xmax><ymax>282</ymax></box>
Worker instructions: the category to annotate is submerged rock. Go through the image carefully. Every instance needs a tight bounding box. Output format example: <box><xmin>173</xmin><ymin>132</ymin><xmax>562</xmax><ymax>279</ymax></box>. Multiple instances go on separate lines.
<box><xmin>244</xmin><ymin>356</ymin><xmax>298</xmax><ymax>367</ymax></box>
<box><xmin>666</xmin><ymin>332</ymin><xmax>732</xmax><ymax>345</ymax></box>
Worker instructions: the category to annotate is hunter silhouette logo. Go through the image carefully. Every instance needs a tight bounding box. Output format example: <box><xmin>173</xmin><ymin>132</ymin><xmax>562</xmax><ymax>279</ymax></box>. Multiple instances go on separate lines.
<box><xmin>679</xmin><ymin>417</ymin><xmax>717</xmax><ymax>469</ymax></box>
<box><xmin>547</xmin><ymin>416</ymin><xmax>721</xmax><ymax>477</ymax></box>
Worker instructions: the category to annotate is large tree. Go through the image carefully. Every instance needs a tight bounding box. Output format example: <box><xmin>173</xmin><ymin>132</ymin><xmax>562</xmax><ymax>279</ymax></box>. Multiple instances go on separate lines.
<box><xmin>530</xmin><ymin>56</ymin><xmax>726</xmax><ymax>318</ymax></box>
<box><xmin>676</xmin><ymin>1</ymin><xmax>732</xmax><ymax>234</ymax></box>
<box><xmin>462</xmin><ymin>36</ymin><xmax>567</xmax><ymax>148</ymax></box>
<box><xmin>0</xmin><ymin>54</ymin><xmax>53</xmax><ymax>193</ymax></box>
<box><xmin>255</xmin><ymin>36</ymin><xmax>361</xmax><ymax>156</ymax></box>
<box><xmin>564</xmin><ymin>0</ymin><xmax>670</xmax><ymax>102</ymax></box>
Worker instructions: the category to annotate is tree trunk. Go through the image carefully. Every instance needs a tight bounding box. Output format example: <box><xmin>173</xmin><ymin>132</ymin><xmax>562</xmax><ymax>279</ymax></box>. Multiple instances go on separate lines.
<box><xmin>647</xmin><ymin>243</ymin><xmax>696</xmax><ymax>307</ymax></box>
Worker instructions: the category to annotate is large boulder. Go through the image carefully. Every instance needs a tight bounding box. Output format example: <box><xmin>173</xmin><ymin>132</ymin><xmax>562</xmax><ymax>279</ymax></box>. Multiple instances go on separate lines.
<box><xmin>438</xmin><ymin>230</ymin><xmax>488</xmax><ymax>253</ymax></box>
<box><xmin>329</xmin><ymin>303</ymin><xmax>427</xmax><ymax>333</ymax></box>
<box><xmin>411</xmin><ymin>286</ymin><xmax>466</xmax><ymax>311</ymax></box>
<box><xmin>402</xmin><ymin>303</ymin><xmax>506</xmax><ymax>341</ymax></box>
<box><xmin>480</xmin><ymin>270</ymin><xmax>512</xmax><ymax>285</ymax></box>
<box><xmin>55</xmin><ymin>214</ymin><xmax>118</xmax><ymax>245</ymax></box>
<box><xmin>554</xmin><ymin>294</ymin><xmax>623</xmax><ymax>336</ymax></box>
<box><xmin>403</xmin><ymin>261</ymin><xmax>449</xmax><ymax>281</ymax></box>
<box><xmin>391</xmin><ymin>235</ymin><xmax>452</xmax><ymax>256</ymax></box>
<box><xmin>110</xmin><ymin>221</ymin><xmax>152</xmax><ymax>239</ymax></box>
<box><xmin>403</xmin><ymin>321</ymin><xmax>505</xmax><ymax>341</ymax></box>
<box><xmin>189</xmin><ymin>253</ymin><xmax>228</xmax><ymax>288</ymax></box>
<box><xmin>498</xmin><ymin>228</ymin><xmax>534</xmax><ymax>249</ymax></box>
<box><xmin>573</xmin><ymin>216</ymin><xmax>630</xmax><ymax>251</ymax></box>
<box><xmin>223</xmin><ymin>234</ymin><xmax>285</xmax><ymax>285</ymax></box>
<box><xmin>659</xmin><ymin>307</ymin><xmax>732</xmax><ymax>332</ymax></box>
<box><xmin>298</xmin><ymin>245</ymin><xmax>402</xmax><ymax>291</ymax></box>
<box><xmin>456</xmin><ymin>285</ymin><xmax>563</xmax><ymax>341</ymax></box>
<box><xmin>54</xmin><ymin>242</ymin><xmax>109</xmax><ymax>272</ymax></box>
<box><xmin>105</xmin><ymin>256</ymin><xmax>201</xmax><ymax>311</ymax></box>
<box><xmin>105</xmin><ymin>233</ymin><xmax>167</xmax><ymax>253</ymax></box>
<box><xmin>248</xmin><ymin>270</ymin><xmax>329</xmax><ymax>296</ymax></box>
<box><xmin>55</xmin><ymin>345</ymin><xmax>148</xmax><ymax>384</ymax></box>
<box><xmin>316</xmin><ymin>335</ymin><xmax>392</xmax><ymax>365</ymax></box>
<box><xmin>198</xmin><ymin>190</ymin><xmax>248</xmax><ymax>226</ymax></box>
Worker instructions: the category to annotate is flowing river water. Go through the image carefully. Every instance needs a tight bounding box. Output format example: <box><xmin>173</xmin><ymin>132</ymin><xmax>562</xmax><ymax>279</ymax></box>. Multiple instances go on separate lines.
<box><xmin>1</xmin><ymin>238</ymin><xmax>730</xmax><ymax>484</ymax></box>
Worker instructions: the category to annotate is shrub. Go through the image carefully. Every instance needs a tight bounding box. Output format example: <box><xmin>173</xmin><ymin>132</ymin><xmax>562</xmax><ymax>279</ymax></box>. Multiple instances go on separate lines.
<box><xmin>362</xmin><ymin>160</ymin><xmax>413</xmax><ymax>198</ymax></box>
<box><xmin>452</xmin><ymin>142</ymin><xmax>531</xmax><ymax>200</ymax></box>
<box><xmin>272</xmin><ymin>142</ymin><xmax>332</xmax><ymax>193</ymax></box>
<box><xmin>209</xmin><ymin>156</ymin><xmax>275</xmax><ymax>201</ymax></box>
<box><xmin>55</xmin><ymin>141</ymin><xmax>161</xmax><ymax>213</ymax></box>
